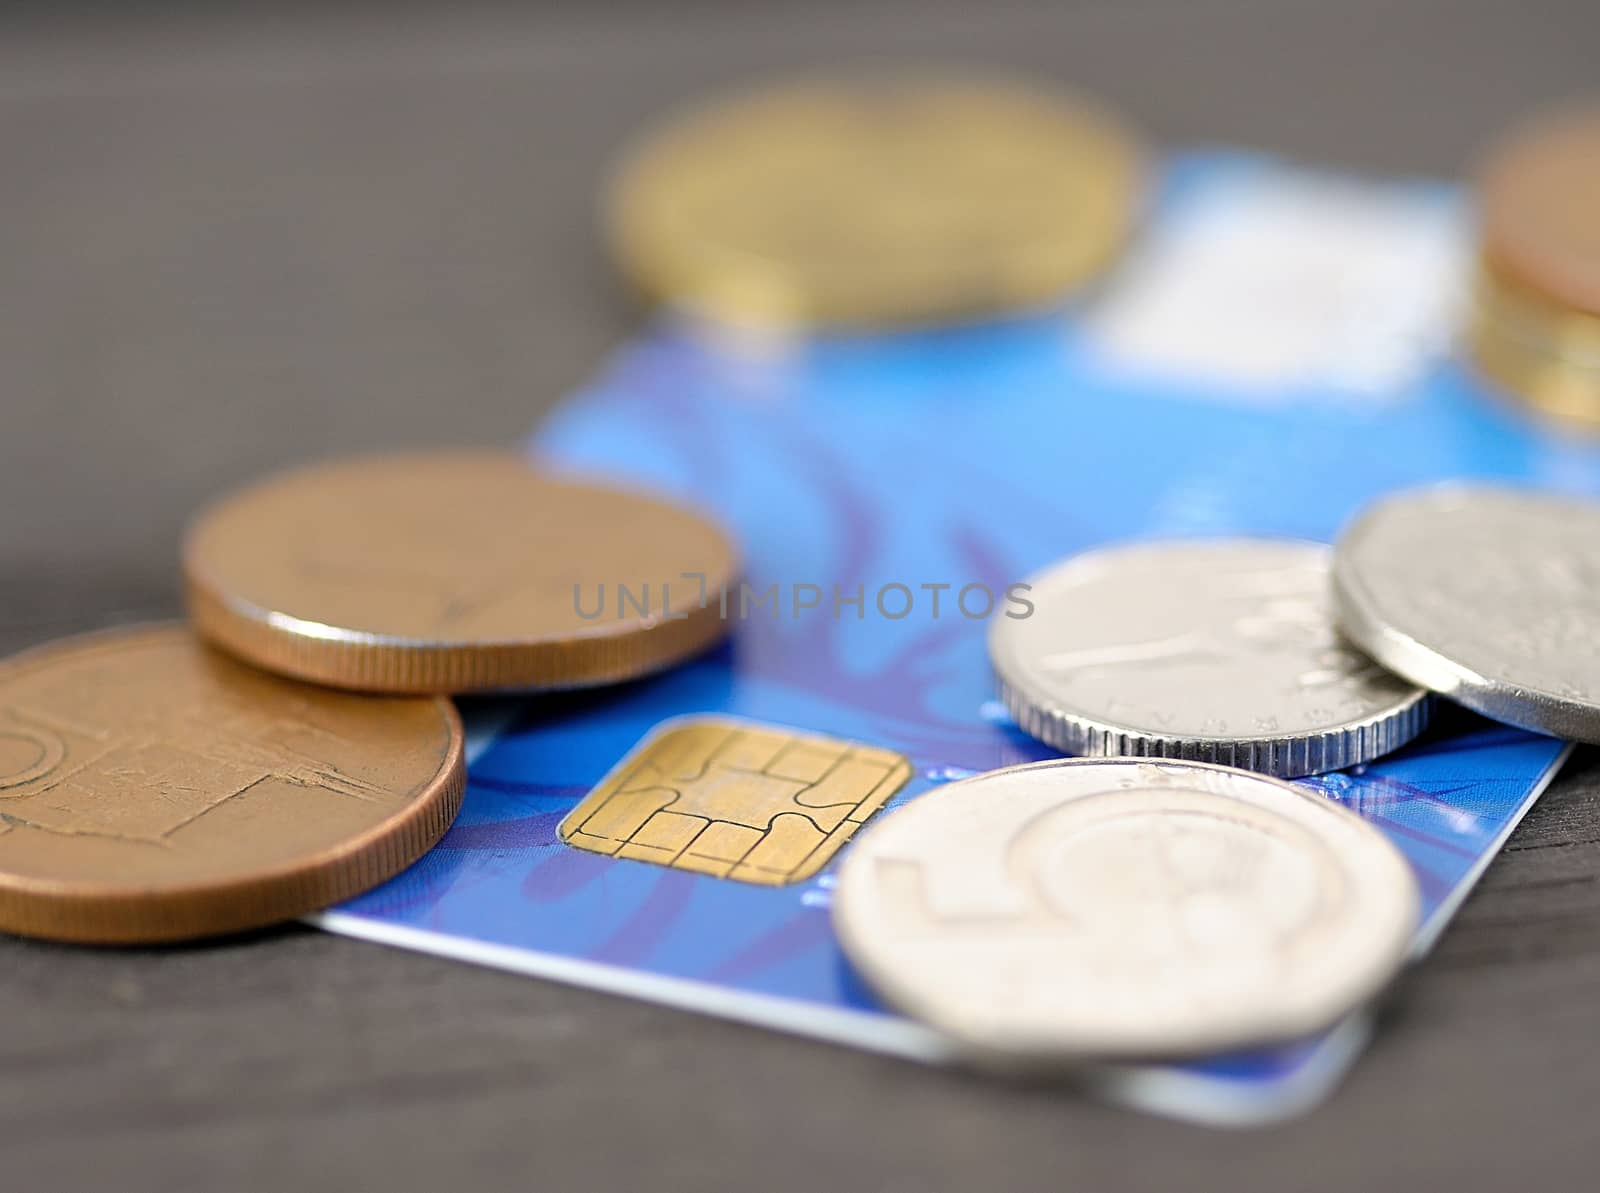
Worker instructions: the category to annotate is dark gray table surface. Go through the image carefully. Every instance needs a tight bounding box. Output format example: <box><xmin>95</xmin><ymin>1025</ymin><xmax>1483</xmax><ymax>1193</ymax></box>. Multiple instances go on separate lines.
<box><xmin>5</xmin><ymin>3</ymin><xmax>1600</xmax><ymax>1190</ymax></box>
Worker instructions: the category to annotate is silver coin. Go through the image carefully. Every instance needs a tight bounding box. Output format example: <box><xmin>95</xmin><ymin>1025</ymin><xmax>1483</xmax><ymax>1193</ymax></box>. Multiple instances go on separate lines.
<box><xmin>989</xmin><ymin>539</ymin><xmax>1431</xmax><ymax>777</ymax></box>
<box><xmin>1333</xmin><ymin>484</ymin><xmax>1600</xmax><ymax>743</ymax></box>
<box><xmin>832</xmin><ymin>758</ymin><xmax>1419</xmax><ymax>1067</ymax></box>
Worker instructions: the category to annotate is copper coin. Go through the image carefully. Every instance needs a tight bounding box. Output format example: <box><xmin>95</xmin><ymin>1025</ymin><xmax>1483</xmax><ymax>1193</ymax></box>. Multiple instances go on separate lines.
<box><xmin>608</xmin><ymin>75</ymin><xmax>1144</xmax><ymax>329</ymax></box>
<box><xmin>0</xmin><ymin>624</ymin><xmax>464</xmax><ymax>944</ymax></box>
<box><xmin>184</xmin><ymin>451</ymin><xmax>739</xmax><ymax>693</ymax></box>
<box><xmin>1477</xmin><ymin>103</ymin><xmax>1600</xmax><ymax>316</ymax></box>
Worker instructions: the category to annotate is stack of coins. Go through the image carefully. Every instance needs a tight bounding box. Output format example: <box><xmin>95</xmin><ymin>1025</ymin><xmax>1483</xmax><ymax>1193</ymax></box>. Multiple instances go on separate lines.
<box><xmin>837</xmin><ymin>490</ymin><xmax>1600</xmax><ymax>1069</ymax></box>
<box><xmin>0</xmin><ymin>451</ymin><xmax>737</xmax><ymax>943</ymax></box>
<box><xmin>12</xmin><ymin>70</ymin><xmax>1598</xmax><ymax>1089</ymax></box>
<box><xmin>1471</xmin><ymin>104</ymin><xmax>1600</xmax><ymax>430</ymax></box>
<box><xmin>610</xmin><ymin>76</ymin><xmax>1422</xmax><ymax>1065</ymax></box>
<box><xmin>590</xmin><ymin>80</ymin><xmax>1600</xmax><ymax>1068</ymax></box>
<box><xmin>834</xmin><ymin>535</ymin><xmax>1435</xmax><ymax>1066</ymax></box>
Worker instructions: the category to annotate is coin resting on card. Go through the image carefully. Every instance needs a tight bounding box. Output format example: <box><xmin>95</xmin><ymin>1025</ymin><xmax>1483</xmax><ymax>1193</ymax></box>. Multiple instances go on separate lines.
<box><xmin>1333</xmin><ymin>484</ymin><xmax>1600</xmax><ymax>743</ymax></box>
<box><xmin>989</xmin><ymin>539</ymin><xmax>1431</xmax><ymax>777</ymax></box>
<box><xmin>183</xmin><ymin>451</ymin><xmax>739</xmax><ymax>694</ymax></box>
<box><xmin>560</xmin><ymin>718</ymin><xmax>911</xmax><ymax>885</ymax></box>
<box><xmin>832</xmin><ymin>758</ymin><xmax>1419</xmax><ymax>1067</ymax></box>
<box><xmin>0</xmin><ymin>625</ymin><xmax>464</xmax><ymax>944</ymax></box>
<box><xmin>609</xmin><ymin>75</ymin><xmax>1144</xmax><ymax>329</ymax></box>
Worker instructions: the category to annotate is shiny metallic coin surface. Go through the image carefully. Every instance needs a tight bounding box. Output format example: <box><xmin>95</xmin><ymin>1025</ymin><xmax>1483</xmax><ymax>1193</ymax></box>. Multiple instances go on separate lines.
<box><xmin>1477</xmin><ymin>104</ymin><xmax>1600</xmax><ymax>317</ymax></box>
<box><xmin>990</xmin><ymin>539</ymin><xmax>1430</xmax><ymax>777</ymax></box>
<box><xmin>184</xmin><ymin>451</ymin><xmax>739</xmax><ymax>693</ymax></box>
<box><xmin>0</xmin><ymin>625</ymin><xmax>464</xmax><ymax>944</ymax></box>
<box><xmin>1333</xmin><ymin>484</ymin><xmax>1600</xmax><ymax>743</ymax></box>
<box><xmin>608</xmin><ymin>75</ymin><xmax>1143</xmax><ymax>329</ymax></box>
<box><xmin>833</xmin><ymin>758</ymin><xmax>1419</xmax><ymax>1066</ymax></box>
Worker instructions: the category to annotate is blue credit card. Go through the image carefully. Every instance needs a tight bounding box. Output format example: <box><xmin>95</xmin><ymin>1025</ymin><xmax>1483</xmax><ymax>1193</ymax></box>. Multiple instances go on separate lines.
<box><xmin>317</xmin><ymin>152</ymin><xmax>1594</xmax><ymax>1126</ymax></box>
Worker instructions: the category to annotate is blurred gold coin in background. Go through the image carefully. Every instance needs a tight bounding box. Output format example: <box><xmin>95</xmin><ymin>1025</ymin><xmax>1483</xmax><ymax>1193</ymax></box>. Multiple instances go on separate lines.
<box><xmin>184</xmin><ymin>451</ymin><xmax>738</xmax><ymax>694</ymax></box>
<box><xmin>1478</xmin><ymin>104</ymin><xmax>1600</xmax><ymax>316</ymax></box>
<box><xmin>1471</xmin><ymin>103</ymin><xmax>1600</xmax><ymax>430</ymax></box>
<box><xmin>0</xmin><ymin>625</ymin><xmax>464</xmax><ymax>944</ymax></box>
<box><xmin>608</xmin><ymin>76</ymin><xmax>1145</xmax><ymax>330</ymax></box>
<box><xmin>1470</xmin><ymin>258</ymin><xmax>1600</xmax><ymax>431</ymax></box>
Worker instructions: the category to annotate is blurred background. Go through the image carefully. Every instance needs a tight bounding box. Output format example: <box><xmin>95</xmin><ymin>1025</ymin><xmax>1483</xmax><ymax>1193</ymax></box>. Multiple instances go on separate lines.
<box><xmin>5</xmin><ymin>3</ymin><xmax>1600</xmax><ymax>1190</ymax></box>
<box><xmin>4</xmin><ymin>0</ymin><xmax>1598</xmax><ymax>647</ymax></box>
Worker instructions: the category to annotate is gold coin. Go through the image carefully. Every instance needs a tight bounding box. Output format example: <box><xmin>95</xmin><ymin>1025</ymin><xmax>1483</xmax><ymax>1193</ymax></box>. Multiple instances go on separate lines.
<box><xmin>0</xmin><ymin>624</ymin><xmax>463</xmax><ymax>944</ymax></box>
<box><xmin>1477</xmin><ymin>103</ymin><xmax>1600</xmax><ymax>317</ymax></box>
<box><xmin>608</xmin><ymin>75</ymin><xmax>1145</xmax><ymax>329</ymax></box>
<box><xmin>184</xmin><ymin>451</ymin><xmax>739</xmax><ymax>693</ymax></box>
<box><xmin>1469</xmin><ymin>256</ymin><xmax>1600</xmax><ymax>431</ymax></box>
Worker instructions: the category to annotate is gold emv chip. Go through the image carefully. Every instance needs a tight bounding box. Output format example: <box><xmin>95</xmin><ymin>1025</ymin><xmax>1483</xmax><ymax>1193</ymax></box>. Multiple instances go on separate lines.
<box><xmin>559</xmin><ymin>718</ymin><xmax>912</xmax><ymax>886</ymax></box>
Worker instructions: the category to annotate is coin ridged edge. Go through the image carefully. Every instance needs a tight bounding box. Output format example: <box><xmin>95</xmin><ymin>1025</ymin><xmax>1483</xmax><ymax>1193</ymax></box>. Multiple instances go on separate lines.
<box><xmin>0</xmin><ymin>670</ymin><xmax>467</xmax><ymax>945</ymax></box>
<box><xmin>987</xmin><ymin>538</ymin><xmax>1435</xmax><ymax>777</ymax></box>
<box><xmin>995</xmin><ymin>668</ymin><xmax>1432</xmax><ymax>779</ymax></box>
<box><xmin>184</xmin><ymin>571</ymin><xmax>733</xmax><ymax>695</ymax></box>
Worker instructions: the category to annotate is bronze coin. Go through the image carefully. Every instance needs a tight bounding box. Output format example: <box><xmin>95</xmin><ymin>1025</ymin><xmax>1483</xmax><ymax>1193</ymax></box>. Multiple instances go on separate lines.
<box><xmin>608</xmin><ymin>75</ymin><xmax>1144</xmax><ymax>329</ymax></box>
<box><xmin>1477</xmin><ymin>103</ymin><xmax>1600</xmax><ymax>316</ymax></box>
<box><xmin>0</xmin><ymin>624</ymin><xmax>464</xmax><ymax>944</ymax></box>
<box><xmin>183</xmin><ymin>450</ymin><xmax>739</xmax><ymax>693</ymax></box>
